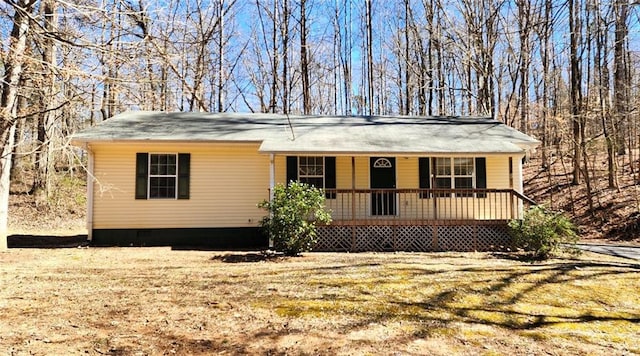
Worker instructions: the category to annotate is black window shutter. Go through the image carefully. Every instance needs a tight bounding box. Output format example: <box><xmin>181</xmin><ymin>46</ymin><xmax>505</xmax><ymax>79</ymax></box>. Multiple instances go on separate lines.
<box><xmin>135</xmin><ymin>153</ymin><xmax>149</xmax><ymax>199</ymax></box>
<box><xmin>475</xmin><ymin>157</ymin><xmax>487</xmax><ymax>198</ymax></box>
<box><xmin>177</xmin><ymin>153</ymin><xmax>190</xmax><ymax>199</ymax></box>
<box><xmin>324</xmin><ymin>157</ymin><xmax>336</xmax><ymax>199</ymax></box>
<box><xmin>419</xmin><ymin>157</ymin><xmax>431</xmax><ymax>198</ymax></box>
<box><xmin>286</xmin><ymin>156</ymin><xmax>298</xmax><ymax>184</ymax></box>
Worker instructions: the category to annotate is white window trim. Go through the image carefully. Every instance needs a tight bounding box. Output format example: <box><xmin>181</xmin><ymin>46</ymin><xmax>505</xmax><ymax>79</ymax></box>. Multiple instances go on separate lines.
<box><xmin>148</xmin><ymin>152</ymin><xmax>179</xmax><ymax>199</ymax></box>
<box><xmin>298</xmin><ymin>156</ymin><xmax>325</xmax><ymax>189</ymax></box>
<box><xmin>373</xmin><ymin>157</ymin><xmax>392</xmax><ymax>168</ymax></box>
<box><xmin>434</xmin><ymin>157</ymin><xmax>476</xmax><ymax>197</ymax></box>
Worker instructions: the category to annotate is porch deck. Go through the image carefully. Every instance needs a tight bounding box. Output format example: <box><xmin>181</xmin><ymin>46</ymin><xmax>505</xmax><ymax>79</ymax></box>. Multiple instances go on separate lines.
<box><xmin>316</xmin><ymin>188</ymin><xmax>534</xmax><ymax>252</ymax></box>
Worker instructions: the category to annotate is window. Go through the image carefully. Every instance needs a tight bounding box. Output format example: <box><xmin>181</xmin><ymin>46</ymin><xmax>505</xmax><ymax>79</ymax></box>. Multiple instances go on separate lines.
<box><xmin>433</xmin><ymin>157</ymin><xmax>475</xmax><ymax>197</ymax></box>
<box><xmin>136</xmin><ymin>153</ymin><xmax>190</xmax><ymax>200</ymax></box>
<box><xmin>298</xmin><ymin>156</ymin><xmax>324</xmax><ymax>188</ymax></box>
<box><xmin>453</xmin><ymin>157</ymin><xmax>474</xmax><ymax>191</ymax></box>
<box><xmin>434</xmin><ymin>157</ymin><xmax>453</xmax><ymax>190</ymax></box>
<box><xmin>286</xmin><ymin>156</ymin><xmax>336</xmax><ymax>199</ymax></box>
<box><xmin>149</xmin><ymin>154</ymin><xmax>177</xmax><ymax>198</ymax></box>
<box><xmin>373</xmin><ymin>158</ymin><xmax>393</xmax><ymax>168</ymax></box>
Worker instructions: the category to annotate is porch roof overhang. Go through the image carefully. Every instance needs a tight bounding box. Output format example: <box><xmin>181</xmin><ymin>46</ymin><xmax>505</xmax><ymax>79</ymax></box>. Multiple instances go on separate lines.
<box><xmin>257</xmin><ymin>115</ymin><xmax>539</xmax><ymax>155</ymax></box>
<box><xmin>70</xmin><ymin>111</ymin><xmax>541</xmax><ymax>155</ymax></box>
<box><xmin>257</xmin><ymin>137</ymin><xmax>530</xmax><ymax>156</ymax></box>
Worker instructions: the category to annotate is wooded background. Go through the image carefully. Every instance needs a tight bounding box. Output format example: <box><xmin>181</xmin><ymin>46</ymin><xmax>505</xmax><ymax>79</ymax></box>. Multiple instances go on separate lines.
<box><xmin>0</xmin><ymin>0</ymin><xmax>639</xmax><ymax>237</ymax></box>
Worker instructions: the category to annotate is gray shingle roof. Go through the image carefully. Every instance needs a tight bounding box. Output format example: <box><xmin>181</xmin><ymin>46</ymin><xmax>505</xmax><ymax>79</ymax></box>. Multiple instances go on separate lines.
<box><xmin>71</xmin><ymin>111</ymin><xmax>540</xmax><ymax>154</ymax></box>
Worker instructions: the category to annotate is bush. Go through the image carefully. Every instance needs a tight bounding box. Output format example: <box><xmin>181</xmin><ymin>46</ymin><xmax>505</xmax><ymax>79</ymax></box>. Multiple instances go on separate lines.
<box><xmin>508</xmin><ymin>205</ymin><xmax>579</xmax><ymax>259</ymax></box>
<box><xmin>258</xmin><ymin>182</ymin><xmax>332</xmax><ymax>256</ymax></box>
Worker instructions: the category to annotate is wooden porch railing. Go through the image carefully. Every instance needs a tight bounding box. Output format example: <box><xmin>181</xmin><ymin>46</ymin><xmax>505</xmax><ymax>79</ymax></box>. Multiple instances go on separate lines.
<box><xmin>322</xmin><ymin>188</ymin><xmax>535</xmax><ymax>226</ymax></box>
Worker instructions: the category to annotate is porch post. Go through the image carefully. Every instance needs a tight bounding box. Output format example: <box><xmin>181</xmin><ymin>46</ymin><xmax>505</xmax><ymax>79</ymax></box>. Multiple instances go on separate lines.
<box><xmin>351</xmin><ymin>156</ymin><xmax>356</xmax><ymax>251</ymax></box>
<box><xmin>269</xmin><ymin>153</ymin><xmax>275</xmax><ymax>196</ymax></box>
<box><xmin>269</xmin><ymin>153</ymin><xmax>275</xmax><ymax>248</ymax></box>
<box><xmin>516</xmin><ymin>155</ymin><xmax>524</xmax><ymax>218</ymax></box>
<box><xmin>86</xmin><ymin>147</ymin><xmax>95</xmax><ymax>241</ymax></box>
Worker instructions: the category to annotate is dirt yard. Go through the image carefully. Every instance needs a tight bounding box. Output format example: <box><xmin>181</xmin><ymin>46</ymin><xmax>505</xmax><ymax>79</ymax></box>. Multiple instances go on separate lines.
<box><xmin>0</xmin><ymin>248</ymin><xmax>638</xmax><ymax>355</ymax></box>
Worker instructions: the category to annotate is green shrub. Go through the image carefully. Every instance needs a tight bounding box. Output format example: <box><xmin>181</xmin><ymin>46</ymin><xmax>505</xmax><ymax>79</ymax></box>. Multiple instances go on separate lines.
<box><xmin>258</xmin><ymin>182</ymin><xmax>332</xmax><ymax>256</ymax></box>
<box><xmin>508</xmin><ymin>205</ymin><xmax>579</xmax><ymax>259</ymax></box>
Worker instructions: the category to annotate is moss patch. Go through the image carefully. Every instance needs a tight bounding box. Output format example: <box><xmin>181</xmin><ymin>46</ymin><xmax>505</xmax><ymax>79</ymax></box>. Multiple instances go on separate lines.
<box><xmin>254</xmin><ymin>253</ymin><xmax>640</xmax><ymax>353</ymax></box>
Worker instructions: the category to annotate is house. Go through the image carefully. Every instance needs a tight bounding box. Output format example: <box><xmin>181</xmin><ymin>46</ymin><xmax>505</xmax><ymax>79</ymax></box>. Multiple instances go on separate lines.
<box><xmin>70</xmin><ymin>111</ymin><xmax>540</xmax><ymax>251</ymax></box>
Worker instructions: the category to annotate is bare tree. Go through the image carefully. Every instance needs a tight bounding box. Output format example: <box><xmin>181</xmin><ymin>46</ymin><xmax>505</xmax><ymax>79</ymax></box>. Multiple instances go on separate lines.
<box><xmin>536</xmin><ymin>0</ymin><xmax>554</xmax><ymax>169</ymax></box>
<box><xmin>300</xmin><ymin>0</ymin><xmax>310</xmax><ymax>114</ymax></box>
<box><xmin>32</xmin><ymin>0</ymin><xmax>58</xmax><ymax>199</ymax></box>
<box><xmin>569</xmin><ymin>0</ymin><xmax>584</xmax><ymax>185</ymax></box>
<box><xmin>515</xmin><ymin>0</ymin><xmax>534</xmax><ymax>133</ymax></box>
<box><xmin>592</xmin><ymin>0</ymin><xmax>618</xmax><ymax>188</ymax></box>
<box><xmin>0</xmin><ymin>0</ymin><xmax>37</xmax><ymax>249</ymax></box>
<box><xmin>268</xmin><ymin>0</ymin><xmax>279</xmax><ymax>112</ymax></box>
<box><xmin>613</xmin><ymin>0</ymin><xmax>629</xmax><ymax>156</ymax></box>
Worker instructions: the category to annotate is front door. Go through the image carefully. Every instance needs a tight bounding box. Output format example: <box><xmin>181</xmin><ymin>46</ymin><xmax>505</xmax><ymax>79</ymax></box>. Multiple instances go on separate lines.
<box><xmin>370</xmin><ymin>157</ymin><xmax>396</xmax><ymax>216</ymax></box>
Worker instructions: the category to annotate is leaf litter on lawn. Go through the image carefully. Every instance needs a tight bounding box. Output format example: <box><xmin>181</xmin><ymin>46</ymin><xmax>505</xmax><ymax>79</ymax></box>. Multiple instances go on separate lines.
<box><xmin>0</xmin><ymin>248</ymin><xmax>638</xmax><ymax>355</ymax></box>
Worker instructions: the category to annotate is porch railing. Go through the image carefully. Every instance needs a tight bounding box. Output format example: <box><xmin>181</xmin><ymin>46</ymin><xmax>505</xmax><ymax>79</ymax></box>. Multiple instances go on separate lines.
<box><xmin>322</xmin><ymin>188</ymin><xmax>535</xmax><ymax>225</ymax></box>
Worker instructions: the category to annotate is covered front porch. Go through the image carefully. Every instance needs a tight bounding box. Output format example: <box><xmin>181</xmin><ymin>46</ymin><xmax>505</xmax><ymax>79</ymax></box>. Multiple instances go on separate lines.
<box><xmin>263</xmin><ymin>125</ymin><xmax>537</xmax><ymax>252</ymax></box>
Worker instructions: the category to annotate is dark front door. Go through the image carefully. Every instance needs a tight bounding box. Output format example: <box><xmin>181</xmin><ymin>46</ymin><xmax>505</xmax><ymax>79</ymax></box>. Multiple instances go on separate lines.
<box><xmin>370</xmin><ymin>157</ymin><xmax>396</xmax><ymax>216</ymax></box>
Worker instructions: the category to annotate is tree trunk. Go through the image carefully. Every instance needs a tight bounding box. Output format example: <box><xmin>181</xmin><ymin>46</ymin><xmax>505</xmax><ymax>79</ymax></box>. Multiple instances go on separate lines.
<box><xmin>539</xmin><ymin>0</ymin><xmax>552</xmax><ymax>169</ymax></box>
<box><xmin>269</xmin><ymin>0</ymin><xmax>278</xmax><ymax>113</ymax></box>
<box><xmin>32</xmin><ymin>0</ymin><xmax>58</xmax><ymax>201</ymax></box>
<box><xmin>215</xmin><ymin>0</ymin><xmax>224</xmax><ymax>112</ymax></box>
<box><xmin>10</xmin><ymin>77</ymin><xmax>28</xmax><ymax>181</ymax></box>
<box><xmin>403</xmin><ymin>0</ymin><xmax>410</xmax><ymax>115</ymax></box>
<box><xmin>365</xmin><ymin>0</ymin><xmax>374</xmax><ymax>115</ymax></box>
<box><xmin>425</xmin><ymin>0</ymin><xmax>435</xmax><ymax>116</ymax></box>
<box><xmin>516</xmin><ymin>0</ymin><xmax>531</xmax><ymax>133</ymax></box>
<box><xmin>0</xmin><ymin>0</ymin><xmax>36</xmax><ymax>249</ymax></box>
<box><xmin>300</xmin><ymin>0</ymin><xmax>310</xmax><ymax>114</ymax></box>
<box><xmin>594</xmin><ymin>0</ymin><xmax>618</xmax><ymax>189</ymax></box>
<box><xmin>406</xmin><ymin>5</ymin><xmax>427</xmax><ymax>116</ymax></box>
<box><xmin>613</xmin><ymin>0</ymin><xmax>629</xmax><ymax>155</ymax></box>
<box><xmin>569</xmin><ymin>0</ymin><xmax>583</xmax><ymax>185</ymax></box>
<box><xmin>281</xmin><ymin>0</ymin><xmax>290</xmax><ymax>114</ymax></box>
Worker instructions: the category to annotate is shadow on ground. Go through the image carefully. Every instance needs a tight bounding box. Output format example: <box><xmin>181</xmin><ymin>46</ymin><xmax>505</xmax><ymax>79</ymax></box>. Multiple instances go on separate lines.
<box><xmin>210</xmin><ymin>252</ymin><xmax>287</xmax><ymax>263</ymax></box>
<box><xmin>8</xmin><ymin>234</ymin><xmax>89</xmax><ymax>248</ymax></box>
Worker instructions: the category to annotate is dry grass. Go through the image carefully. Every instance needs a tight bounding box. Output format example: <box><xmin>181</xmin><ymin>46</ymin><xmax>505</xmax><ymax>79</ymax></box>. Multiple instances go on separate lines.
<box><xmin>0</xmin><ymin>248</ymin><xmax>638</xmax><ymax>355</ymax></box>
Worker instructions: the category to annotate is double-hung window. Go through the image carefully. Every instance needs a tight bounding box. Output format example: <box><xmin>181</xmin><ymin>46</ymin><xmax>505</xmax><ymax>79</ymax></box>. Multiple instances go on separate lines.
<box><xmin>136</xmin><ymin>152</ymin><xmax>190</xmax><ymax>200</ymax></box>
<box><xmin>286</xmin><ymin>156</ymin><xmax>336</xmax><ymax>199</ymax></box>
<box><xmin>149</xmin><ymin>154</ymin><xmax>178</xmax><ymax>199</ymax></box>
<box><xmin>434</xmin><ymin>157</ymin><xmax>453</xmax><ymax>190</ymax></box>
<box><xmin>433</xmin><ymin>157</ymin><xmax>481</xmax><ymax>197</ymax></box>
<box><xmin>453</xmin><ymin>157</ymin><xmax>474</xmax><ymax>192</ymax></box>
<box><xmin>298</xmin><ymin>156</ymin><xmax>324</xmax><ymax>188</ymax></box>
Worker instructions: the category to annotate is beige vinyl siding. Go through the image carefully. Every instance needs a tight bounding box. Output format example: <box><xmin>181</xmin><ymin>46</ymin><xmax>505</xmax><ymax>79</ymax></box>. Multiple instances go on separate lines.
<box><xmin>89</xmin><ymin>143</ymin><xmax>525</xmax><ymax>230</ymax></box>
<box><xmin>393</xmin><ymin>157</ymin><xmax>419</xmax><ymax>220</ymax></box>
<box><xmin>274</xmin><ymin>155</ymin><xmax>286</xmax><ymax>184</ymax></box>
<box><xmin>91</xmin><ymin>142</ymin><xmax>269</xmax><ymax>229</ymax></box>
<box><xmin>354</xmin><ymin>157</ymin><xmax>369</xmax><ymax>188</ymax></box>
<box><xmin>336</xmin><ymin>156</ymin><xmax>352</xmax><ymax>188</ymax></box>
<box><xmin>512</xmin><ymin>154</ymin><xmax>525</xmax><ymax>193</ymax></box>
<box><xmin>396</xmin><ymin>157</ymin><xmax>418</xmax><ymax>189</ymax></box>
<box><xmin>486</xmin><ymin>156</ymin><xmax>510</xmax><ymax>189</ymax></box>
